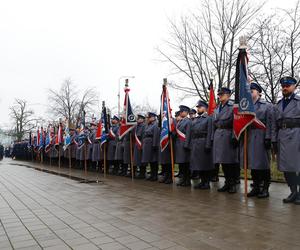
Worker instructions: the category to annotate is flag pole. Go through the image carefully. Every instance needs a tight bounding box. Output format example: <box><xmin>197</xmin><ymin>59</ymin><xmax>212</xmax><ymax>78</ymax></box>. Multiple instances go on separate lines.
<box><xmin>163</xmin><ymin>78</ymin><xmax>175</xmax><ymax>184</ymax></box>
<box><xmin>130</xmin><ymin>132</ymin><xmax>134</xmax><ymax>180</ymax></box>
<box><xmin>84</xmin><ymin>142</ymin><xmax>87</xmax><ymax>182</ymax></box>
<box><xmin>68</xmin><ymin>147</ymin><xmax>71</xmax><ymax>173</ymax></box>
<box><xmin>103</xmin><ymin>142</ymin><xmax>107</xmax><ymax>177</ymax></box>
<box><xmin>125</xmin><ymin>79</ymin><xmax>135</xmax><ymax>181</ymax></box>
<box><xmin>244</xmin><ymin>129</ymin><xmax>248</xmax><ymax>198</ymax></box>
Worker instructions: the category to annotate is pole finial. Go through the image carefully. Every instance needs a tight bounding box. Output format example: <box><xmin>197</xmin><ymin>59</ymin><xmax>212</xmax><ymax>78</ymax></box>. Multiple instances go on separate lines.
<box><xmin>102</xmin><ymin>100</ymin><xmax>105</xmax><ymax>106</ymax></box>
<box><xmin>163</xmin><ymin>78</ymin><xmax>168</xmax><ymax>86</ymax></box>
<box><xmin>239</xmin><ymin>35</ymin><xmax>248</xmax><ymax>49</ymax></box>
<box><xmin>125</xmin><ymin>78</ymin><xmax>129</xmax><ymax>87</ymax></box>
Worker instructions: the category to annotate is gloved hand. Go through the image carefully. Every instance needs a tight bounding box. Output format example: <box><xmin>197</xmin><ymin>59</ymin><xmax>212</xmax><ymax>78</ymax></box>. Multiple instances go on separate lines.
<box><xmin>272</xmin><ymin>142</ymin><xmax>278</xmax><ymax>154</ymax></box>
<box><xmin>264</xmin><ymin>139</ymin><xmax>271</xmax><ymax>150</ymax></box>
<box><xmin>231</xmin><ymin>138</ymin><xmax>239</xmax><ymax>148</ymax></box>
<box><xmin>204</xmin><ymin>147</ymin><xmax>211</xmax><ymax>153</ymax></box>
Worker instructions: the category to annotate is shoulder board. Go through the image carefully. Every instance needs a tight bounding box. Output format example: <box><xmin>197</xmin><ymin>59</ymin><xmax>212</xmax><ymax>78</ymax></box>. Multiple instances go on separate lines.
<box><xmin>227</xmin><ymin>100</ymin><xmax>234</xmax><ymax>106</ymax></box>
<box><xmin>294</xmin><ymin>94</ymin><xmax>300</xmax><ymax>100</ymax></box>
<box><xmin>202</xmin><ymin>113</ymin><xmax>208</xmax><ymax>118</ymax></box>
<box><xmin>258</xmin><ymin>99</ymin><xmax>266</xmax><ymax>104</ymax></box>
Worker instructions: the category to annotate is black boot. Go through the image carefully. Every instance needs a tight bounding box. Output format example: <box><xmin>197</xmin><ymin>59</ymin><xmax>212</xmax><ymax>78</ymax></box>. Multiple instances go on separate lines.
<box><xmin>150</xmin><ymin>164</ymin><xmax>158</xmax><ymax>181</ymax></box>
<box><xmin>283</xmin><ymin>185</ymin><xmax>297</xmax><ymax>203</ymax></box>
<box><xmin>136</xmin><ymin>166</ymin><xmax>146</xmax><ymax>179</ymax></box>
<box><xmin>228</xmin><ymin>183</ymin><xmax>237</xmax><ymax>194</ymax></box>
<box><xmin>218</xmin><ymin>182</ymin><xmax>230</xmax><ymax>192</ymax></box>
<box><xmin>257</xmin><ymin>181</ymin><xmax>269</xmax><ymax>199</ymax></box>
<box><xmin>247</xmin><ymin>181</ymin><xmax>260</xmax><ymax>197</ymax></box>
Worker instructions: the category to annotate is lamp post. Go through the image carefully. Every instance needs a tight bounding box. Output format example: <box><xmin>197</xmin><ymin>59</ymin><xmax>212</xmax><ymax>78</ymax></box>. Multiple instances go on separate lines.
<box><xmin>118</xmin><ymin>76</ymin><xmax>135</xmax><ymax>116</ymax></box>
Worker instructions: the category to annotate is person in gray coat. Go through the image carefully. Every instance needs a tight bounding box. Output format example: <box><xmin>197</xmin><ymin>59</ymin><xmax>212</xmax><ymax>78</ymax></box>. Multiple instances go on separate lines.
<box><xmin>190</xmin><ymin>100</ymin><xmax>213</xmax><ymax>189</ymax></box>
<box><xmin>159</xmin><ymin>117</ymin><xmax>176</xmax><ymax>184</ymax></box>
<box><xmin>107</xmin><ymin>115</ymin><xmax>119</xmax><ymax>175</ymax></box>
<box><xmin>212</xmin><ymin>87</ymin><xmax>239</xmax><ymax>193</ymax></box>
<box><xmin>114</xmin><ymin>125</ymin><xmax>124</xmax><ymax>175</ymax></box>
<box><xmin>175</xmin><ymin>105</ymin><xmax>192</xmax><ymax>187</ymax></box>
<box><xmin>90</xmin><ymin>122</ymin><xmax>101</xmax><ymax>171</ymax></box>
<box><xmin>244</xmin><ymin>83</ymin><xmax>273</xmax><ymax>198</ymax></box>
<box><xmin>122</xmin><ymin>132</ymin><xmax>132</xmax><ymax>177</ymax></box>
<box><xmin>272</xmin><ymin>76</ymin><xmax>300</xmax><ymax>205</ymax></box>
<box><xmin>134</xmin><ymin>115</ymin><xmax>146</xmax><ymax>179</ymax></box>
<box><xmin>141</xmin><ymin>112</ymin><xmax>160</xmax><ymax>181</ymax></box>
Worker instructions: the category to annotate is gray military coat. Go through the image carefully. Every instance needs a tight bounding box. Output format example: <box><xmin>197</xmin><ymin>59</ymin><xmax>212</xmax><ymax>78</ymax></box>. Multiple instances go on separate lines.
<box><xmin>133</xmin><ymin>123</ymin><xmax>145</xmax><ymax>166</ymax></box>
<box><xmin>212</xmin><ymin>101</ymin><xmax>239</xmax><ymax>164</ymax></box>
<box><xmin>190</xmin><ymin>113</ymin><xmax>213</xmax><ymax>171</ymax></box>
<box><xmin>115</xmin><ymin>127</ymin><xmax>124</xmax><ymax>161</ymax></box>
<box><xmin>240</xmin><ymin>98</ymin><xmax>273</xmax><ymax>170</ymax></box>
<box><xmin>273</xmin><ymin>94</ymin><xmax>300</xmax><ymax>172</ymax></box>
<box><xmin>91</xmin><ymin>129</ymin><xmax>101</xmax><ymax>162</ymax></box>
<box><xmin>123</xmin><ymin>132</ymin><xmax>132</xmax><ymax>164</ymax></box>
<box><xmin>141</xmin><ymin>121</ymin><xmax>160</xmax><ymax>164</ymax></box>
<box><xmin>107</xmin><ymin>125</ymin><xmax>118</xmax><ymax>161</ymax></box>
<box><xmin>175</xmin><ymin>117</ymin><xmax>191</xmax><ymax>164</ymax></box>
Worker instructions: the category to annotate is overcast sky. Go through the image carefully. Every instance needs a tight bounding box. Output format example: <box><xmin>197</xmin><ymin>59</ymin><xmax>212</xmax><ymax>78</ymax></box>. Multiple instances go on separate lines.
<box><xmin>0</xmin><ymin>0</ymin><xmax>294</xmax><ymax>128</ymax></box>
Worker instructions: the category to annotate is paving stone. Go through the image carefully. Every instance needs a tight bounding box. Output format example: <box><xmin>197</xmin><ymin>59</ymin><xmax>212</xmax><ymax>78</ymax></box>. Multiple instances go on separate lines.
<box><xmin>0</xmin><ymin>158</ymin><xmax>299</xmax><ymax>250</ymax></box>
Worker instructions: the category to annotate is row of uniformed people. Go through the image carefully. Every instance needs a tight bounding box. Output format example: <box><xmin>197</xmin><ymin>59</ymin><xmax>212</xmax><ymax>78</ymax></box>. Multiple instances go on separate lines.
<box><xmin>12</xmin><ymin>75</ymin><xmax>300</xmax><ymax>205</ymax></box>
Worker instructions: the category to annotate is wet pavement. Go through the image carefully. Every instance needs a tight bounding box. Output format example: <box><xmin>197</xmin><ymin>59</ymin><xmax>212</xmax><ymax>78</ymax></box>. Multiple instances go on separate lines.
<box><xmin>0</xmin><ymin>158</ymin><xmax>299</xmax><ymax>250</ymax></box>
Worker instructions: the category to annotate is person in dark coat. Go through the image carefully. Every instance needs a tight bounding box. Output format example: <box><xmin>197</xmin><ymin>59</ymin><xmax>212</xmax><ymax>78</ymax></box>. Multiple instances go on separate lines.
<box><xmin>114</xmin><ymin>125</ymin><xmax>124</xmax><ymax>175</ymax></box>
<box><xmin>189</xmin><ymin>108</ymin><xmax>196</xmax><ymax>121</ymax></box>
<box><xmin>159</xmin><ymin>117</ymin><xmax>176</xmax><ymax>184</ymax></box>
<box><xmin>272</xmin><ymin>76</ymin><xmax>300</xmax><ymax>204</ymax></box>
<box><xmin>134</xmin><ymin>115</ymin><xmax>146</xmax><ymax>179</ymax></box>
<box><xmin>243</xmin><ymin>83</ymin><xmax>273</xmax><ymax>198</ymax></box>
<box><xmin>122</xmin><ymin>132</ymin><xmax>132</xmax><ymax>177</ymax></box>
<box><xmin>90</xmin><ymin>122</ymin><xmax>101</xmax><ymax>171</ymax></box>
<box><xmin>190</xmin><ymin>100</ymin><xmax>214</xmax><ymax>189</ymax></box>
<box><xmin>141</xmin><ymin>112</ymin><xmax>160</xmax><ymax>181</ymax></box>
<box><xmin>175</xmin><ymin>105</ymin><xmax>192</xmax><ymax>186</ymax></box>
<box><xmin>212</xmin><ymin>87</ymin><xmax>239</xmax><ymax>193</ymax></box>
<box><xmin>107</xmin><ymin>115</ymin><xmax>119</xmax><ymax>175</ymax></box>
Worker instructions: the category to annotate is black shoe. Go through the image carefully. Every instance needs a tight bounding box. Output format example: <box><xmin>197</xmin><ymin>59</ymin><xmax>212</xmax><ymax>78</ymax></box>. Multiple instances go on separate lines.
<box><xmin>158</xmin><ymin>171</ymin><xmax>163</xmax><ymax>176</ymax></box>
<box><xmin>164</xmin><ymin>178</ymin><xmax>173</xmax><ymax>184</ymax></box>
<box><xmin>180</xmin><ymin>180</ymin><xmax>191</xmax><ymax>187</ymax></box>
<box><xmin>247</xmin><ymin>186</ymin><xmax>260</xmax><ymax>197</ymax></box>
<box><xmin>257</xmin><ymin>186</ymin><xmax>269</xmax><ymax>199</ymax></box>
<box><xmin>218</xmin><ymin>184</ymin><xmax>229</xmax><ymax>192</ymax></box>
<box><xmin>283</xmin><ymin>187</ymin><xmax>297</xmax><ymax>203</ymax></box>
<box><xmin>195</xmin><ymin>182</ymin><xmax>210</xmax><ymax>190</ymax></box>
<box><xmin>176</xmin><ymin>179</ymin><xmax>185</xmax><ymax>186</ymax></box>
<box><xmin>228</xmin><ymin>185</ymin><xmax>237</xmax><ymax>194</ymax></box>
<box><xmin>294</xmin><ymin>193</ymin><xmax>300</xmax><ymax>205</ymax></box>
<box><xmin>236</xmin><ymin>179</ymin><xmax>241</xmax><ymax>184</ymax></box>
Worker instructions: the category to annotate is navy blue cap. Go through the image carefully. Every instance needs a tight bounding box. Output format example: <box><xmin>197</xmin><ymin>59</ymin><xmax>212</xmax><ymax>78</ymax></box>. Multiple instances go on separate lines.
<box><xmin>250</xmin><ymin>82</ymin><xmax>262</xmax><ymax>93</ymax></box>
<box><xmin>196</xmin><ymin>100</ymin><xmax>208</xmax><ymax>108</ymax></box>
<box><xmin>147</xmin><ymin>112</ymin><xmax>157</xmax><ymax>118</ymax></box>
<box><xmin>280</xmin><ymin>76</ymin><xmax>297</xmax><ymax>85</ymax></box>
<box><xmin>217</xmin><ymin>87</ymin><xmax>231</xmax><ymax>95</ymax></box>
<box><xmin>189</xmin><ymin>108</ymin><xmax>196</xmax><ymax>114</ymax></box>
<box><xmin>175</xmin><ymin>111</ymin><xmax>180</xmax><ymax>117</ymax></box>
<box><xmin>179</xmin><ymin>105</ymin><xmax>190</xmax><ymax>113</ymax></box>
<box><xmin>137</xmin><ymin>114</ymin><xmax>145</xmax><ymax>119</ymax></box>
<box><xmin>111</xmin><ymin>115</ymin><xmax>120</xmax><ymax>121</ymax></box>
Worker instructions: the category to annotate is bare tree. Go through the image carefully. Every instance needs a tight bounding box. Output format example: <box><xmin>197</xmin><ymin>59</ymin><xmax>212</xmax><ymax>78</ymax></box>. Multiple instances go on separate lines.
<box><xmin>158</xmin><ymin>0</ymin><xmax>264</xmax><ymax>101</ymax></box>
<box><xmin>9</xmin><ymin>99</ymin><xmax>36</xmax><ymax>141</ymax></box>
<box><xmin>48</xmin><ymin>79</ymin><xmax>99</xmax><ymax>127</ymax></box>
<box><xmin>249</xmin><ymin>15</ymin><xmax>288</xmax><ymax>103</ymax></box>
<box><xmin>48</xmin><ymin>79</ymin><xmax>78</xmax><ymax>126</ymax></box>
<box><xmin>249</xmin><ymin>1</ymin><xmax>300</xmax><ymax>103</ymax></box>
